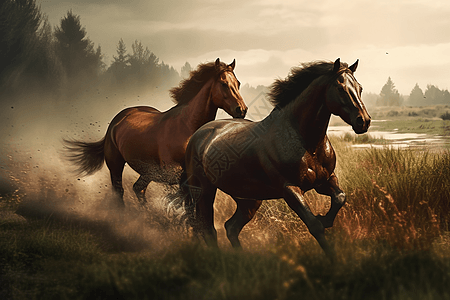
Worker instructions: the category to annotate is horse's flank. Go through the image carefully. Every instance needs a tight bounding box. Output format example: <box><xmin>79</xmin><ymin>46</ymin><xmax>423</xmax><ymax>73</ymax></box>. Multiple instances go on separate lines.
<box><xmin>63</xmin><ymin>58</ymin><xmax>247</xmax><ymax>205</ymax></box>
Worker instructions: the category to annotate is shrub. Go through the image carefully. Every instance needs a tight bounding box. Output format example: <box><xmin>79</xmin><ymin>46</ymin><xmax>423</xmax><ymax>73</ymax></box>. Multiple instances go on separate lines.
<box><xmin>440</xmin><ymin>111</ymin><xmax>450</xmax><ymax>120</ymax></box>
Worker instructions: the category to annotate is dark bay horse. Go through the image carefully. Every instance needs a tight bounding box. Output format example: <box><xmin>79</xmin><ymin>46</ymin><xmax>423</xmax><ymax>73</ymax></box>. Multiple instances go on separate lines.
<box><xmin>64</xmin><ymin>59</ymin><xmax>247</xmax><ymax>206</ymax></box>
<box><xmin>180</xmin><ymin>59</ymin><xmax>370</xmax><ymax>258</ymax></box>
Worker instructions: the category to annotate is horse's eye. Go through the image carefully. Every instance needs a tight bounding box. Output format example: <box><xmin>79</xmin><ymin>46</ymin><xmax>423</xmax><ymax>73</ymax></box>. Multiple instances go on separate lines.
<box><xmin>221</xmin><ymin>82</ymin><xmax>228</xmax><ymax>88</ymax></box>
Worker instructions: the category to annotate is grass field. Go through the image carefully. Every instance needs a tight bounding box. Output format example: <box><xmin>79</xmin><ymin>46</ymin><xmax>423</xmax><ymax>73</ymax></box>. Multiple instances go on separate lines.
<box><xmin>330</xmin><ymin>106</ymin><xmax>450</xmax><ymax>136</ymax></box>
<box><xmin>364</xmin><ymin>105</ymin><xmax>450</xmax><ymax>136</ymax></box>
<box><xmin>1</xmin><ymin>134</ymin><xmax>450</xmax><ymax>299</ymax></box>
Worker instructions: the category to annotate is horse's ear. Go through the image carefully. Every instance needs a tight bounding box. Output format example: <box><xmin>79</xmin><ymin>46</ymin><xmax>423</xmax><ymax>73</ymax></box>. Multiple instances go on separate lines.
<box><xmin>228</xmin><ymin>59</ymin><xmax>236</xmax><ymax>71</ymax></box>
<box><xmin>215</xmin><ymin>58</ymin><xmax>221</xmax><ymax>71</ymax></box>
<box><xmin>333</xmin><ymin>58</ymin><xmax>341</xmax><ymax>73</ymax></box>
<box><xmin>349</xmin><ymin>59</ymin><xmax>359</xmax><ymax>73</ymax></box>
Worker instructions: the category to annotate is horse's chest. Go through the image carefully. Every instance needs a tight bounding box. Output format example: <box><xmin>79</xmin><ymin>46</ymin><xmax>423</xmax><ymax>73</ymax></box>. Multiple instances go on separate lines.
<box><xmin>302</xmin><ymin>155</ymin><xmax>330</xmax><ymax>186</ymax></box>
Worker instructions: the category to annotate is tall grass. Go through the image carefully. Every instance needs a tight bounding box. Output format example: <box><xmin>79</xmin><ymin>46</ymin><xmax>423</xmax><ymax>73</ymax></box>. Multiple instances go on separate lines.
<box><xmin>218</xmin><ymin>137</ymin><xmax>450</xmax><ymax>252</ymax></box>
<box><xmin>2</xmin><ymin>138</ymin><xmax>450</xmax><ymax>299</ymax></box>
<box><xmin>342</xmin><ymin>132</ymin><xmax>386</xmax><ymax>144</ymax></box>
<box><xmin>334</xmin><ymin>143</ymin><xmax>449</xmax><ymax>250</ymax></box>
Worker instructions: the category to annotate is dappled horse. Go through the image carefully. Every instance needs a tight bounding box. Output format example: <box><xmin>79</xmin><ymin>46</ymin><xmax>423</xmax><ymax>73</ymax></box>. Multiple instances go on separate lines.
<box><xmin>64</xmin><ymin>59</ymin><xmax>247</xmax><ymax>206</ymax></box>
<box><xmin>180</xmin><ymin>59</ymin><xmax>370</xmax><ymax>258</ymax></box>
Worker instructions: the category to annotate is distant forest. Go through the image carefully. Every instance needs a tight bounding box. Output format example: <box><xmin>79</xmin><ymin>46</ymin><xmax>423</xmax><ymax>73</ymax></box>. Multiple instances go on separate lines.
<box><xmin>0</xmin><ymin>0</ymin><xmax>182</xmax><ymax>98</ymax></box>
<box><xmin>362</xmin><ymin>76</ymin><xmax>450</xmax><ymax>108</ymax></box>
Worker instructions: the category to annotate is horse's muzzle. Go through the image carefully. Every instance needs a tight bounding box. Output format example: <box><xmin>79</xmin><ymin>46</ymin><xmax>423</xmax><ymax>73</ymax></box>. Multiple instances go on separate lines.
<box><xmin>234</xmin><ymin>106</ymin><xmax>247</xmax><ymax>119</ymax></box>
<box><xmin>352</xmin><ymin>116</ymin><xmax>371</xmax><ymax>134</ymax></box>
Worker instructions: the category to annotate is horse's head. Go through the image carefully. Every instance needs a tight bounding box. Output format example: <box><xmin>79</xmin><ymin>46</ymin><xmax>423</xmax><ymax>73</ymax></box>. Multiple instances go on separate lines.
<box><xmin>211</xmin><ymin>58</ymin><xmax>247</xmax><ymax>119</ymax></box>
<box><xmin>326</xmin><ymin>58</ymin><xmax>371</xmax><ymax>134</ymax></box>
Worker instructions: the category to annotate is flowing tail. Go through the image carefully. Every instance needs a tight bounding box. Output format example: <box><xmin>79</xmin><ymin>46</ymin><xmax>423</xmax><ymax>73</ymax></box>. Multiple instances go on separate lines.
<box><xmin>62</xmin><ymin>137</ymin><xmax>106</xmax><ymax>176</ymax></box>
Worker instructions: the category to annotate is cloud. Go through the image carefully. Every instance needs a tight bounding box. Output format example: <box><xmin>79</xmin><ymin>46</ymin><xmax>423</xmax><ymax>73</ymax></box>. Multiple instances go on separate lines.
<box><xmin>39</xmin><ymin>0</ymin><xmax>450</xmax><ymax>93</ymax></box>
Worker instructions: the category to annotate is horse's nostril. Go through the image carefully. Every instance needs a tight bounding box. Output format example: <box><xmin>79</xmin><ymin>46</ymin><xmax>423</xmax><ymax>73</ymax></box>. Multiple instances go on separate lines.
<box><xmin>236</xmin><ymin>107</ymin><xmax>242</xmax><ymax>115</ymax></box>
<box><xmin>356</xmin><ymin>116</ymin><xmax>364</xmax><ymax>127</ymax></box>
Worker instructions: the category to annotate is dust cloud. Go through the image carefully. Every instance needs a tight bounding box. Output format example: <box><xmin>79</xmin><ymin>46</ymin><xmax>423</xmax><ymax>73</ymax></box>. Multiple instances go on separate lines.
<box><xmin>0</xmin><ymin>84</ymin><xmax>318</xmax><ymax>253</ymax></box>
<box><xmin>0</xmin><ymin>85</ymin><xmax>194</xmax><ymax>253</ymax></box>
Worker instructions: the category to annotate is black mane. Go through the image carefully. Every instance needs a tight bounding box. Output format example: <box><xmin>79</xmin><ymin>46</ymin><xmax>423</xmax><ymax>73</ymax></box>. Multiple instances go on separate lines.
<box><xmin>268</xmin><ymin>61</ymin><xmax>348</xmax><ymax>108</ymax></box>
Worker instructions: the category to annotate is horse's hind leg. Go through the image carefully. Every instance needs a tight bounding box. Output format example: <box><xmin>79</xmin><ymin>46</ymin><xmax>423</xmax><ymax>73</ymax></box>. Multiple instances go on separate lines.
<box><xmin>104</xmin><ymin>141</ymin><xmax>126</xmax><ymax>207</ymax></box>
<box><xmin>133</xmin><ymin>175</ymin><xmax>151</xmax><ymax>204</ymax></box>
<box><xmin>107</xmin><ymin>161</ymin><xmax>126</xmax><ymax>207</ymax></box>
<box><xmin>225</xmin><ymin>198</ymin><xmax>262</xmax><ymax>248</ymax></box>
<box><xmin>315</xmin><ymin>173</ymin><xmax>346</xmax><ymax>228</ymax></box>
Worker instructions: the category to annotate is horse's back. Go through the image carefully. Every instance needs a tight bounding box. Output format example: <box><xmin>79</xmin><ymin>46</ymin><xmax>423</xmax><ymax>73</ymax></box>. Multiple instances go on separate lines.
<box><xmin>197</xmin><ymin>118</ymin><xmax>253</xmax><ymax>132</ymax></box>
<box><xmin>108</xmin><ymin>106</ymin><xmax>163</xmax><ymax>164</ymax></box>
<box><xmin>188</xmin><ymin>119</ymin><xmax>253</xmax><ymax>154</ymax></box>
<box><xmin>186</xmin><ymin>118</ymin><xmax>283</xmax><ymax>198</ymax></box>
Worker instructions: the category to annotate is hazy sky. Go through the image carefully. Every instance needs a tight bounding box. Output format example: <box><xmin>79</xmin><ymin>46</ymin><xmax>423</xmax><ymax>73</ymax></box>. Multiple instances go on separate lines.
<box><xmin>39</xmin><ymin>0</ymin><xmax>450</xmax><ymax>94</ymax></box>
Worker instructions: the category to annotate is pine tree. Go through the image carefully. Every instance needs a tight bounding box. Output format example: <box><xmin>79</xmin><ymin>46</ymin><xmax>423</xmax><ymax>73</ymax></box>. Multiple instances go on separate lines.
<box><xmin>54</xmin><ymin>10</ymin><xmax>102</xmax><ymax>79</ymax></box>
<box><xmin>0</xmin><ymin>0</ymin><xmax>42</xmax><ymax>86</ymax></box>
<box><xmin>424</xmin><ymin>85</ymin><xmax>450</xmax><ymax>105</ymax></box>
<box><xmin>181</xmin><ymin>62</ymin><xmax>192</xmax><ymax>78</ymax></box>
<box><xmin>408</xmin><ymin>83</ymin><xmax>424</xmax><ymax>106</ymax></box>
<box><xmin>114</xmin><ymin>39</ymin><xmax>128</xmax><ymax>67</ymax></box>
<box><xmin>377</xmin><ymin>77</ymin><xmax>402</xmax><ymax>106</ymax></box>
<box><xmin>128</xmin><ymin>40</ymin><xmax>158</xmax><ymax>83</ymax></box>
<box><xmin>109</xmin><ymin>39</ymin><xmax>129</xmax><ymax>83</ymax></box>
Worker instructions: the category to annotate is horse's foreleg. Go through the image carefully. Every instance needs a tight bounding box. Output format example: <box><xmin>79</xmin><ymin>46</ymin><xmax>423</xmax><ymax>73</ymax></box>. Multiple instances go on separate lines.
<box><xmin>315</xmin><ymin>174</ymin><xmax>346</xmax><ymax>228</ymax></box>
<box><xmin>225</xmin><ymin>198</ymin><xmax>262</xmax><ymax>248</ymax></box>
<box><xmin>195</xmin><ymin>185</ymin><xmax>218</xmax><ymax>247</ymax></box>
<box><xmin>284</xmin><ymin>185</ymin><xmax>335</xmax><ymax>260</ymax></box>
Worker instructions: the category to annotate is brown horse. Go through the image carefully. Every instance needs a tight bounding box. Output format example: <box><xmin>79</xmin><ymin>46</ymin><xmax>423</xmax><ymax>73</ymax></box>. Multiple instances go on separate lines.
<box><xmin>179</xmin><ymin>59</ymin><xmax>370</xmax><ymax>259</ymax></box>
<box><xmin>64</xmin><ymin>58</ymin><xmax>247</xmax><ymax>206</ymax></box>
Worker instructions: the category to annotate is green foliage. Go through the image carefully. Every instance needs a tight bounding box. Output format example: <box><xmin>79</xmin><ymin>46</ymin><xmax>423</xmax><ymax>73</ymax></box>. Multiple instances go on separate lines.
<box><xmin>425</xmin><ymin>85</ymin><xmax>450</xmax><ymax>105</ymax></box>
<box><xmin>2</xmin><ymin>143</ymin><xmax>450</xmax><ymax>299</ymax></box>
<box><xmin>409</xmin><ymin>83</ymin><xmax>425</xmax><ymax>106</ymax></box>
<box><xmin>181</xmin><ymin>62</ymin><xmax>192</xmax><ymax>78</ymax></box>
<box><xmin>441</xmin><ymin>111</ymin><xmax>450</xmax><ymax>120</ymax></box>
<box><xmin>0</xmin><ymin>4</ymin><xmax>181</xmax><ymax>97</ymax></box>
<box><xmin>334</xmin><ymin>145</ymin><xmax>449</xmax><ymax>249</ymax></box>
<box><xmin>1</xmin><ymin>211</ymin><xmax>449</xmax><ymax>299</ymax></box>
<box><xmin>377</xmin><ymin>77</ymin><xmax>403</xmax><ymax>106</ymax></box>
<box><xmin>407</xmin><ymin>84</ymin><xmax>450</xmax><ymax>107</ymax></box>
<box><xmin>106</xmin><ymin>39</ymin><xmax>180</xmax><ymax>90</ymax></box>
<box><xmin>109</xmin><ymin>38</ymin><xmax>129</xmax><ymax>82</ymax></box>
<box><xmin>342</xmin><ymin>132</ymin><xmax>386</xmax><ymax>144</ymax></box>
<box><xmin>54</xmin><ymin>10</ymin><xmax>103</xmax><ymax>80</ymax></box>
<box><xmin>0</xmin><ymin>0</ymin><xmax>42</xmax><ymax>87</ymax></box>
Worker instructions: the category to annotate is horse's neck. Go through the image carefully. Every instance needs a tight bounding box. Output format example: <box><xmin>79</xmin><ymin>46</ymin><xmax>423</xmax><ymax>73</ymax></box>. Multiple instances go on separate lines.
<box><xmin>288</xmin><ymin>83</ymin><xmax>331</xmax><ymax>150</ymax></box>
<box><xmin>181</xmin><ymin>79</ymin><xmax>218</xmax><ymax>132</ymax></box>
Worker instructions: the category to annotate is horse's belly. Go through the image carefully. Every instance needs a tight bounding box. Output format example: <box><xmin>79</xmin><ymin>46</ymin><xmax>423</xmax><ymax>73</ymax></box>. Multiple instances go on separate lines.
<box><xmin>212</xmin><ymin>171</ymin><xmax>281</xmax><ymax>200</ymax></box>
<box><xmin>127</xmin><ymin>159</ymin><xmax>182</xmax><ymax>184</ymax></box>
<box><xmin>222</xmin><ymin>186</ymin><xmax>281</xmax><ymax>200</ymax></box>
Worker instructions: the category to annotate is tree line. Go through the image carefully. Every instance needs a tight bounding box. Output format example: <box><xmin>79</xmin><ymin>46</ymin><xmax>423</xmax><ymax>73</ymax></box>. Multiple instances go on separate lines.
<box><xmin>0</xmin><ymin>0</ymin><xmax>182</xmax><ymax>97</ymax></box>
<box><xmin>366</xmin><ymin>77</ymin><xmax>450</xmax><ymax>107</ymax></box>
<box><xmin>107</xmin><ymin>38</ymin><xmax>181</xmax><ymax>90</ymax></box>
